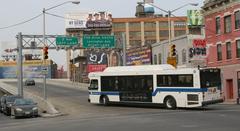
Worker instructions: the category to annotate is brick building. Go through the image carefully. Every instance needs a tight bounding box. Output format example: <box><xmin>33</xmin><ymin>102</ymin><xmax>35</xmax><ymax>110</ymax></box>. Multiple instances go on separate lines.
<box><xmin>202</xmin><ymin>0</ymin><xmax>240</xmax><ymax>102</ymax></box>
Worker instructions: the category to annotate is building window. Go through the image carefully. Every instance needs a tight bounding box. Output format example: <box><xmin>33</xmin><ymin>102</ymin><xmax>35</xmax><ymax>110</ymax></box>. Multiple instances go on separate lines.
<box><xmin>182</xmin><ymin>49</ymin><xmax>186</xmax><ymax>64</ymax></box>
<box><xmin>154</xmin><ymin>54</ymin><xmax>157</xmax><ymax>65</ymax></box>
<box><xmin>174</xmin><ymin>30</ymin><xmax>186</xmax><ymax>37</ymax></box>
<box><xmin>129</xmin><ymin>22</ymin><xmax>141</xmax><ymax>30</ymax></box>
<box><xmin>226</xmin><ymin>42</ymin><xmax>232</xmax><ymax>59</ymax></box>
<box><xmin>158</xmin><ymin>53</ymin><xmax>162</xmax><ymax>64</ymax></box>
<box><xmin>224</xmin><ymin>15</ymin><xmax>232</xmax><ymax>33</ymax></box>
<box><xmin>237</xmin><ymin>40</ymin><xmax>240</xmax><ymax>58</ymax></box>
<box><xmin>216</xmin><ymin>17</ymin><xmax>221</xmax><ymax>34</ymax></box>
<box><xmin>235</xmin><ymin>11</ymin><xmax>240</xmax><ymax>30</ymax></box>
<box><xmin>217</xmin><ymin>44</ymin><xmax>222</xmax><ymax>61</ymax></box>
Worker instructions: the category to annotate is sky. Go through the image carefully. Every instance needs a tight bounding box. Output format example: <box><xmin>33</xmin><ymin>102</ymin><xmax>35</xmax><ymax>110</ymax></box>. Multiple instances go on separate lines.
<box><xmin>0</xmin><ymin>0</ymin><xmax>204</xmax><ymax>70</ymax></box>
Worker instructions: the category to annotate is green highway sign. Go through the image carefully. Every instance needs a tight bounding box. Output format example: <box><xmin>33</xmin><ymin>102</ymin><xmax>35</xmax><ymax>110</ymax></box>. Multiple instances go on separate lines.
<box><xmin>82</xmin><ymin>35</ymin><xmax>115</xmax><ymax>48</ymax></box>
<box><xmin>56</xmin><ymin>36</ymin><xmax>78</xmax><ymax>46</ymax></box>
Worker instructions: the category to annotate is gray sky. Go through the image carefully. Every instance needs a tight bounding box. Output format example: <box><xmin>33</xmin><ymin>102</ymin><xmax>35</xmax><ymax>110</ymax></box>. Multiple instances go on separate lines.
<box><xmin>0</xmin><ymin>0</ymin><xmax>203</xmax><ymax>70</ymax></box>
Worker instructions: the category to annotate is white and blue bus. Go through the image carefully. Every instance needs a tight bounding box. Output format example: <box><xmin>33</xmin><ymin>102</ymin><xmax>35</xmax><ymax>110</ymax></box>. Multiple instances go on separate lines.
<box><xmin>88</xmin><ymin>64</ymin><xmax>223</xmax><ymax>109</ymax></box>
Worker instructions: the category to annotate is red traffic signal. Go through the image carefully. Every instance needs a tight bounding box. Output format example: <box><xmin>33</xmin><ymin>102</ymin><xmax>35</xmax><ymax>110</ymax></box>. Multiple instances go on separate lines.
<box><xmin>43</xmin><ymin>46</ymin><xmax>48</xmax><ymax>59</ymax></box>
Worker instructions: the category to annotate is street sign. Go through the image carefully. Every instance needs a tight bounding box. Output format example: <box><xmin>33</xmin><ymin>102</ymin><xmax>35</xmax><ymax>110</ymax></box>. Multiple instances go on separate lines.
<box><xmin>56</xmin><ymin>36</ymin><xmax>78</xmax><ymax>46</ymax></box>
<box><xmin>82</xmin><ymin>35</ymin><xmax>115</xmax><ymax>48</ymax></box>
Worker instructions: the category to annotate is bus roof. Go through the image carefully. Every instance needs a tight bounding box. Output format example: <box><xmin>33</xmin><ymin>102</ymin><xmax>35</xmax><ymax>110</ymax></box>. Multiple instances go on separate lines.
<box><xmin>103</xmin><ymin>64</ymin><xmax>175</xmax><ymax>73</ymax></box>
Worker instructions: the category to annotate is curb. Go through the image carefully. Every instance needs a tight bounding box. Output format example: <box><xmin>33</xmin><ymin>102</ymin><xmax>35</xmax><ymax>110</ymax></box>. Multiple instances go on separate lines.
<box><xmin>39</xmin><ymin>112</ymin><xmax>67</xmax><ymax>118</ymax></box>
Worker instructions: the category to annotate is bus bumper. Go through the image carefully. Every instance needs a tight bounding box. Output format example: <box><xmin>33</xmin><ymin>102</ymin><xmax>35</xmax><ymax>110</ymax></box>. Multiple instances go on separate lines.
<box><xmin>202</xmin><ymin>99</ymin><xmax>224</xmax><ymax>106</ymax></box>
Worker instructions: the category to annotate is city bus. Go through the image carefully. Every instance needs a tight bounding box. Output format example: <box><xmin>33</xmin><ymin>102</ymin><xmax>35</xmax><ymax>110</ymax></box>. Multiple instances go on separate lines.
<box><xmin>88</xmin><ymin>64</ymin><xmax>223</xmax><ymax>109</ymax></box>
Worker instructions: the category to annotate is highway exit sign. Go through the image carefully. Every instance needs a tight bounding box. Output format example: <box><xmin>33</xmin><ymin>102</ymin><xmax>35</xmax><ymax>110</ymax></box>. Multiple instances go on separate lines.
<box><xmin>82</xmin><ymin>35</ymin><xmax>115</xmax><ymax>48</ymax></box>
<box><xmin>56</xmin><ymin>36</ymin><xmax>78</xmax><ymax>46</ymax></box>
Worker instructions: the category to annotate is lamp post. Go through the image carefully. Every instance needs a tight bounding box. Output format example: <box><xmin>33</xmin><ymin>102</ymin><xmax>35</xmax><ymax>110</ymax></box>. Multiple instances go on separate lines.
<box><xmin>42</xmin><ymin>1</ymin><xmax>80</xmax><ymax>100</ymax></box>
<box><xmin>146</xmin><ymin>2</ymin><xmax>198</xmax><ymax>63</ymax></box>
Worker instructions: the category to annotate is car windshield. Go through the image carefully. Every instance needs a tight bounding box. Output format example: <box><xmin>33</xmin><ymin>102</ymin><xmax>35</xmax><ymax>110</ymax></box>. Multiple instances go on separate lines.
<box><xmin>6</xmin><ymin>96</ymin><xmax>21</xmax><ymax>102</ymax></box>
<box><xmin>15</xmin><ymin>99</ymin><xmax>34</xmax><ymax>105</ymax></box>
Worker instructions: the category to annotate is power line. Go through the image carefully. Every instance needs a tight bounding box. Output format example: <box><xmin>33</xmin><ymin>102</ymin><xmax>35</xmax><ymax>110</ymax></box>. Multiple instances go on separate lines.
<box><xmin>0</xmin><ymin>13</ymin><xmax>42</xmax><ymax>30</ymax></box>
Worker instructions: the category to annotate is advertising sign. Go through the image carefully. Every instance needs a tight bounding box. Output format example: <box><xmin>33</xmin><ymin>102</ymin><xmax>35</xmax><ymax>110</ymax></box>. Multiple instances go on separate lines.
<box><xmin>189</xmin><ymin>39</ymin><xmax>207</xmax><ymax>59</ymax></box>
<box><xmin>87</xmin><ymin>51</ymin><xmax>108</xmax><ymax>65</ymax></box>
<box><xmin>65</xmin><ymin>12</ymin><xmax>89</xmax><ymax>29</ymax></box>
<box><xmin>87</xmin><ymin>64</ymin><xmax>107</xmax><ymax>72</ymax></box>
<box><xmin>83</xmin><ymin>35</ymin><xmax>115</xmax><ymax>48</ymax></box>
<box><xmin>187</xmin><ymin>10</ymin><xmax>203</xmax><ymax>26</ymax></box>
<box><xmin>126</xmin><ymin>46</ymin><xmax>151</xmax><ymax>66</ymax></box>
<box><xmin>0</xmin><ymin>60</ymin><xmax>51</xmax><ymax>78</ymax></box>
<box><xmin>86</xmin><ymin>12</ymin><xmax>112</xmax><ymax>28</ymax></box>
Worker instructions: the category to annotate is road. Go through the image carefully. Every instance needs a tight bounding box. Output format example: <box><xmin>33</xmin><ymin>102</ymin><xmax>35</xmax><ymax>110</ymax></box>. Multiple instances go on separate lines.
<box><xmin>1</xmin><ymin>104</ymin><xmax>240</xmax><ymax>131</ymax></box>
<box><xmin>1</xmin><ymin>80</ymin><xmax>240</xmax><ymax>131</ymax></box>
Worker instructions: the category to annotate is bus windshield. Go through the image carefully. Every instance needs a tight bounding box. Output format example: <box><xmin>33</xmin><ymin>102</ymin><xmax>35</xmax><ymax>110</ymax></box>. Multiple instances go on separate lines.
<box><xmin>200</xmin><ymin>68</ymin><xmax>221</xmax><ymax>88</ymax></box>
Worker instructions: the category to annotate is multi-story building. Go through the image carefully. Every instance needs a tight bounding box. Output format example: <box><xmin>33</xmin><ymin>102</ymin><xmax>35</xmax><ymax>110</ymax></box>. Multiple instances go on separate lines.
<box><xmin>112</xmin><ymin>16</ymin><xmax>187</xmax><ymax>48</ymax></box>
<box><xmin>202</xmin><ymin>0</ymin><xmax>240</xmax><ymax>102</ymax></box>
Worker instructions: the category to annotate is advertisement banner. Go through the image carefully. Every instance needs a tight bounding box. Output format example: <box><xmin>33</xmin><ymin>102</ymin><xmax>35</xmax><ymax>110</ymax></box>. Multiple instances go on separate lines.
<box><xmin>86</xmin><ymin>12</ymin><xmax>112</xmax><ymax>28</ymax></box>
<box><xmin>187</xmin><ymin>10</ymin><xmax>203</xmax><ymax>26</ymax></box>
<box><xmin>0</xmin><ymin>66</ymin><xmax>51</xmax><ymax>78</ymax></box>
<box><xmin>65</xmin><ymin>12</ymin><xmax>89</xmax><ymax>29</ymax></box>
<box><xmin>87</xmin><ymin>64</ymin><xmax>107</xmax><ymax>72</ymax></box>
<box><xmin>0</xmin><ymin>60</ymin><xmax>51</xmax><ymax>78</ymax></box>
<box><xmin>87</xmin><ymin>51</ymin><xmax>108</xmax><ymax>65</ymax></box>
<box><xmin>126</xmin><ymin>46</ymin><xmax>152</xmax><ymax>66</ymax></box>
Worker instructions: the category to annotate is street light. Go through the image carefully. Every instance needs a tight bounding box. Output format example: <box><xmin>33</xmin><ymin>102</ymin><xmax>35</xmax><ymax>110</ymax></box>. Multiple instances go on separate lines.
<box><xmin>145</xmin><ymin>2</ymin><xmax>198</xmax><ymax>62</ymax></box>
<box><xmin>42</xmin><ymin>1</ymin><xmax>80</xmax><ymax>100</ymax></box>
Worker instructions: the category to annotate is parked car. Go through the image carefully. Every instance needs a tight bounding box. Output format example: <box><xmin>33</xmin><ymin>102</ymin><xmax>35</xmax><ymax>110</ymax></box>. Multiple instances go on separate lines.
<box><xmin>25</xmin><ymin>79</ymin><xmax>35</xmax><ymax>86</ymax></box>
<box><xmin>11</xmin><ymin>98</ymin><xmax>38</xmax><ymax>119</ymax></box>
<box><xmin>0</xmin><ymin>95</ymin><xmax>7</xmax><ymax>113</ymax></box>
<box><xmin>2</xmin><ymin>95</ymin><xmax>22</xmax><ymax>115</ymax></box>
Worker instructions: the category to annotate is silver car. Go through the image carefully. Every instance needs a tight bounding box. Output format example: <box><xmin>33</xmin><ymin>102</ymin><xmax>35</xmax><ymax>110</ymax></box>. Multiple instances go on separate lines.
<box><xmin>11</xmin><ymin>98</ymin><xmax>38</xmax><ymax>119</ymax></box>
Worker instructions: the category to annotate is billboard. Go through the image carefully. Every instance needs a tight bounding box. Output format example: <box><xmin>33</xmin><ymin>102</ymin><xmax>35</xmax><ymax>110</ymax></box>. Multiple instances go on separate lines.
<box><xmin>86</xmin><ymin>12</ymin><xmax>112</xmax><ymax>28</ymax></box>
<box><xmin>0</xmin><ymin>60</ymin><xmax>51</xmax><ymax>78</ymax></box>
<box><xmin>187</xmin><ymin>10</ymin><xmax>203</xmax><ymax>26</ymax></box>
<box><xmin>65</xmin><ymin>12</ymin><xmax>89</xmax><ymax>29</ymax></box>
<box><xmin>126</xmin><ymin>46</ymin><xmax>151</xmax><ymax>66</ymax></box>
<box><xmin>87</xmin><ymin>51</ymin><xmax>108</xmax><ymax>65</ymax></box>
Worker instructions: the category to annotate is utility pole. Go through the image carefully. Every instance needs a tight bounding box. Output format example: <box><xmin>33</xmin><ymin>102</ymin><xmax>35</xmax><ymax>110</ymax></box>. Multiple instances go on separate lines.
<box><xmin>122</xmin><ymin>33</ymin><xmax>126</xmax><ymax>66</ymax></box>
<box><xmin>17</xmin><ymin>32</ymin><xmax>23</xmax><ymax>97</ymax></box>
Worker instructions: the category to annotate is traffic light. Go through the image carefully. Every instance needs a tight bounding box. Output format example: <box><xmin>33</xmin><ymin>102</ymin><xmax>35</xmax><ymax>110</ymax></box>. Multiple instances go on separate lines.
<box><xmin>170</xmin><ymin>44</ymin><xmax>176</xmax><ymax>57</ymax></box>
<box><xmin>43</xmin><ymin>46</ymin><xmax>48</xmax><ymax>59</ymax></box>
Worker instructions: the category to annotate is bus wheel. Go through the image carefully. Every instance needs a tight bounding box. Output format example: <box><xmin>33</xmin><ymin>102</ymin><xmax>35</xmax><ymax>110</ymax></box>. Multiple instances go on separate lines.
<box><xmin>100</xmin><ymin>96</ymin><xmax>109</xmax><ymax>106</ymax></box>
<box><xmin>164</xmin><ymin>96</ymin><xmax>176</xmax><ymax>109</ymax></box>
